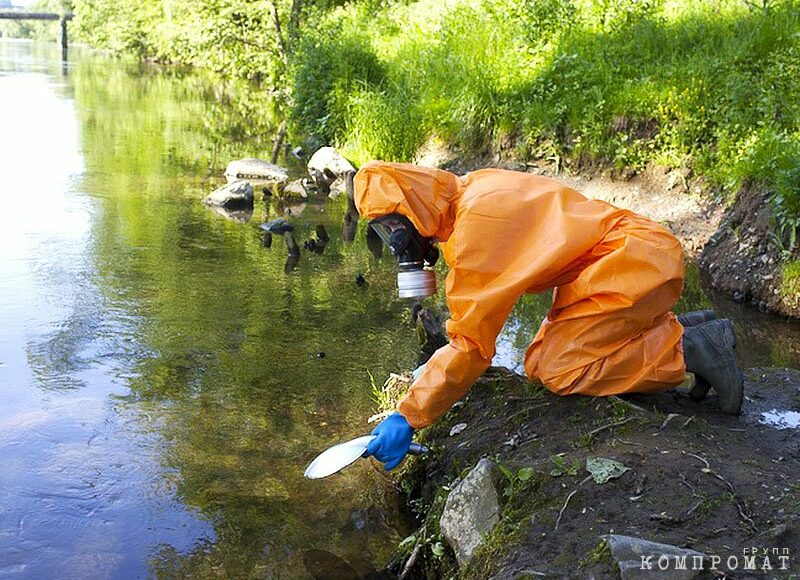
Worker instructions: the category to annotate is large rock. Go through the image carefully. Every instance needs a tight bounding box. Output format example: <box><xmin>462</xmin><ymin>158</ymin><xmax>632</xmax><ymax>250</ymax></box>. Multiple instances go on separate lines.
<box><xmin>307</xmin><ymin>147</ymin><xmax>356</xmax><ymax>198</ymax></box>
<box><xmin>440</xmin><ymin>458</ymin><xmax>500</xmax><ymax>566</ymax></box>
<box><xmin>225</xmin><ymin>158</ymin><xmax>289</xmax><ymax>186</ymax></box>
<box><xmin>605</xmin><ymin>534</ymin><xmax>708</xmax><ymax>580</ymax></box>
<box><xmin>202</xmin><ymin>180</ymin><xmax>253</xmax><ymax>209</ymax></box>
<box><xmin>307</xmin><ymin>146</ymin><xmax>355</xmax><ymax>178</ymax></box>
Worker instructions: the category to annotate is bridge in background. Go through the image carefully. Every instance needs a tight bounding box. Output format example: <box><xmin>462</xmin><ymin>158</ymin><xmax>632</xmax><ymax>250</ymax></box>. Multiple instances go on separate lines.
<box><xmin>0</xmin><ymin>11</ymin><xmax>74</xmax><ymax>59</ymax></box>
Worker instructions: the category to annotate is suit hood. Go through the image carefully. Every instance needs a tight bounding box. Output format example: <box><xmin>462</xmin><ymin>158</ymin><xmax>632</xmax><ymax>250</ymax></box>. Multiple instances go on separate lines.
<box><xmin>354</xmin><ymin>161</ymin><xmax>461</xmax><ymax>241</ymax></box>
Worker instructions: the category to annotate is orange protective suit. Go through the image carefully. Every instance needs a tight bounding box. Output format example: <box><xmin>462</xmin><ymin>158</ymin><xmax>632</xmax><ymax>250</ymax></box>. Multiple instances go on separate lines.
<box><xmin>355</xmin><ymin>162</ymin><xmax>686</xmax><ymax>429</ymax></box>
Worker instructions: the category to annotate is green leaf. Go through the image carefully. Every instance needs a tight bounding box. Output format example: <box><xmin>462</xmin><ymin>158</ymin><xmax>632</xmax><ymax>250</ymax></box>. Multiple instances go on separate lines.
<box><xmin>399</xmin><ymin>534</ymin><xmax>417</xmax><ymax>549</ymax></box>
<box><xmin>517</xmin><ymin>467</ymin><xmax>535</xmax><ymax>482</ymax></box>
<box><xmin>586</xmin><ymin>457</ymin><xmax>630</xmax><ymax>484</ymax></box>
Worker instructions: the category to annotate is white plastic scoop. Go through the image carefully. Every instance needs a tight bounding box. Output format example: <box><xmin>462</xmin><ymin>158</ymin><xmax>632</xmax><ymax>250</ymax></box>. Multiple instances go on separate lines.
<box><xmin>304</xmin><ymin>435</ymin><xmax>429</xmax><ymax>479</ymax></box>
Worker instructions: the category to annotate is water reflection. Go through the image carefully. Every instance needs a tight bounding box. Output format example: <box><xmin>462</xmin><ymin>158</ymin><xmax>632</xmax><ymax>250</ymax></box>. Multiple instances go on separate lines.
<box><xmin>1</xmin><ymin>40</ymin><xmax>415</xmax><ymax>578</ymax></box>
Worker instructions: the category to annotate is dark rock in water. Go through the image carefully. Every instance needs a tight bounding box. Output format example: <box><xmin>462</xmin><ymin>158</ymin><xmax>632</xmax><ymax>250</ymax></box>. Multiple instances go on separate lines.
<box><xmin>284</xmin><ymin>252</ymin><xmax>300</xmax><ymax>273</ymax></box>
<box><xmin>355</xmin><ymin>273</ymin><xmax>366</xmax><ymax>287</ymax></box>
<box><xmin>284</xmin><ymin>233</ymin><xmax>301</xmax><ymax>273</ymax></box>
<box><xmin>262</xmin><ymin>232</ymin><xmax>272</xmax><ymax>248</ymax></box>
<box><xmin>414</xmin><ymin>307</ymin><xmax>448</xmax><ymax>364</ymax></box>
<box><xmin>302</xmin><ymin>549</ymin><xmax>361</xmax><ymax>580</ymax></box>
<box><xmin>285</xmin><ymin>232</ymin><xmax>300</xmax><ymax>255</ymax></box>
<box><xmin>202</xmin><ymin>180</ymin><xmax>254</xmax><ymax>209</ymax></box>
<box><xmin>303</xmin><ymin>238</ymin><xmax>326</xmax><ymax>254</ymax></box>
<box><xmin>261</xmin><ymin>218</ymin><xmax>294</xmax><ymax>234</ymax></box>
<box><xmin>315</xmin><ymin>224</ymin><xmax>330</xmax><ymax>243</ymax></box>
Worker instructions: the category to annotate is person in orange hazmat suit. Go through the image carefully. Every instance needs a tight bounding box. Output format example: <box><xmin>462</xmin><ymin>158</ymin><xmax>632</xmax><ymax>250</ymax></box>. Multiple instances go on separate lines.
<box><xmin>355</xmin><ymin>161</ymin><xmax>744</xmax><ymax>471</ymax></box>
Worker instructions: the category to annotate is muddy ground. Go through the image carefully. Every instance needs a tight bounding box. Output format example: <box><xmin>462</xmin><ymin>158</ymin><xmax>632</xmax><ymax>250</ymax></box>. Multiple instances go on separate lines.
<box><xmin>389</xmin><ymin>367</ymin><xmax>800</xmax><ymax>579</ymax></box>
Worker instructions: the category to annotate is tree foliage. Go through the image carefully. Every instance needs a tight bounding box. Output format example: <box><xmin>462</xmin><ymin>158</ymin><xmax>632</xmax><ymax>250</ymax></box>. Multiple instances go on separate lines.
<box><xmin>63</xmin><ymin>0</ymin><xmax>800</xmax><ymax>233</ymax></box>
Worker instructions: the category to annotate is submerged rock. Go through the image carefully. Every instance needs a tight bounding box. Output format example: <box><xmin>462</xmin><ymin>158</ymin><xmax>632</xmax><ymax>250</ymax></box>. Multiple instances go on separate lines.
<box><xmin>225</xmin><ymin>158</ymin><xmax>289</xmax><ymax>186</ymax></box>
<box><xmin>284</xmin><ymin>232</ymin><xmax>301</xmax><ymax>273</ymax></box>
<box><xmin>315</xmin><ymin>224</ymin><xmax>330</xmax><ymax>243</ymax></box>
<box><xmin>202</xmin><ymin>180</ymin><xmax>254</xmax><ymax>209</ymax></box>
<box><xmin>440</xmin><ymin>458</ymin><xmax>500</xmax><ymax>567</ymax></box>
<box><xmin>260</xmin><ymin>218</ymin><xmax>294</xmax><ymax>235</ymax></box>
<box><xmin>605</xmin><ymin>534</ymin><xmax>708</xmax><ymax>580</ymax></box>
<box><xmin>413</xmin><ymin>306</ymin><xmax>448</xmax><ymax>364</ymax></box>
<box><xmin>302</xmin><ymin>549</ymin><xmax>360</xmax><ymax>580</ymax></box>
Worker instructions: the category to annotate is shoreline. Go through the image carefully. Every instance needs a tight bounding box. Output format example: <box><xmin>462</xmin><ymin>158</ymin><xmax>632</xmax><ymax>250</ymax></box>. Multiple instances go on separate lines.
<box><xmin>387</xmin><ymin>367</ymin><xmax>800</xmax><ymax>578</ymax></box>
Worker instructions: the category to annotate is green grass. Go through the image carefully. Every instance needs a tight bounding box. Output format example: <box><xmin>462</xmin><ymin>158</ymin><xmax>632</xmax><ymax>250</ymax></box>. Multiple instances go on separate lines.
<box><xmin>780</xmin><ymin>259</ymin><xmax>800</xmax><ymax>309</ymax></box>
<box><xmin>72</xmin><ymin>0</ymin><xmax>800</xmax><ymax>237</ymax></box>
<box><xmin>291</xmin><ymin>0</ymin><xmax>800</xmax><ymax>228</ymax></box>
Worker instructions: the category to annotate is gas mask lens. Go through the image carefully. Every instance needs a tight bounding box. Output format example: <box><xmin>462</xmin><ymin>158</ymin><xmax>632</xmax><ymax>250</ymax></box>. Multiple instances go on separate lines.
<box><xmin>368</xmin><ymin>215</ymin><xmax>438</xmax><ymax>299</ymax></box>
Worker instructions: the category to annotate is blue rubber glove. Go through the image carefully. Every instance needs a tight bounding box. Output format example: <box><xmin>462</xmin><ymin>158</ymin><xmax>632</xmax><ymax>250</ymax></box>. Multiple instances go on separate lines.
<box><xmin>364</xmin><ymin>412</ymin><xmax>414</xmax><ymax>471</ymax></box>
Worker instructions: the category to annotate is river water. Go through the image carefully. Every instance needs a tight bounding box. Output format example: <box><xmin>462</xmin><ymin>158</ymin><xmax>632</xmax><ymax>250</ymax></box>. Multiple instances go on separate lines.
<box><xmin>1</xmin><ymin>40</ymin><xmax>799</xmax><ymax>579</ymax></box>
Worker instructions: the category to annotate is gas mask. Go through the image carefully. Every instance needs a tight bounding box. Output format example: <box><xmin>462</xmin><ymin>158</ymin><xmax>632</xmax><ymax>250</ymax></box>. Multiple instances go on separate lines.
<box><xmin>369</xmin><ymin>214</ymin><xmax>439</xmax><ymax>298</ymax></box>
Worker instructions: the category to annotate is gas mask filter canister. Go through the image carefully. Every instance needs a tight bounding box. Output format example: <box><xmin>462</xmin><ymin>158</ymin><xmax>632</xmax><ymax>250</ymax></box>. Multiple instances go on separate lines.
<box><xmin>368</xmin><ymin>214</ymin><xmax>439</xmax><ymax>299</ymax></box>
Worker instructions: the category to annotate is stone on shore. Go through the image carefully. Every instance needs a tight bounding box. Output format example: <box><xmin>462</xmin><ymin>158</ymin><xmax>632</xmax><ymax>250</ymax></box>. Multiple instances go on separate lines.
<box><xmin>202</xmin><ymin>180</ymin><xmax>254</xmax><ymax>209</ymax></box>
<box><xmin>307</xmin><ymin>147</ymin><xmax>355</xmax><ymax>198</ymax></box>
<box><xmin>225</xmin><ymin>158</ymin><xmax>289</xmax><ymax>186</ymax></box>
<box><xmin>439</xmin><ymin>458</ymin><xmax>500</xmax><ymax>567</ymax></box>
<box><xmin>604</xmin><ymin>534</ymin><xmax>708</xmax><ymax>580</ymax></box>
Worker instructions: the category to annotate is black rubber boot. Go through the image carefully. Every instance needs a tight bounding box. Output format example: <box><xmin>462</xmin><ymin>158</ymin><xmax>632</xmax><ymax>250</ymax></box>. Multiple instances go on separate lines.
<box><xmin>682</xmin><ymin>319</ymin><xmax>743</xmax><ymax>414</ymax></box>
<box><xmin>676</xmin><ymin>310</ymin><xmax>717</xmax><ymax>400</ymax></box>
<box><xmin>677</xmin><ymin>309</ymin><xmax>716</xmax><ymax>327</ymax></box>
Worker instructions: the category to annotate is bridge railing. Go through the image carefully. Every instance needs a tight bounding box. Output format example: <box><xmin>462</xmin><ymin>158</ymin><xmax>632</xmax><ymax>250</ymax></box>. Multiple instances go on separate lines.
<box><xmin>0</xmin><ymin>11</ymin><xmax>75</xmax><ymax>59</ymax></box>
<box><xmin>0</xmin><ymin>12</ymin><xmax>73</xmax><ymax>21</ymax></box>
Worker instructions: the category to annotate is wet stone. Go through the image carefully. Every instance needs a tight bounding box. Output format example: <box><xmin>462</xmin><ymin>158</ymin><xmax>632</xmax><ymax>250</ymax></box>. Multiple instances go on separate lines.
<box><xmin>224</xmin><ymin>158</ymin><xmax>289</xmax><ymax>185</ymax></box>
<box><xmin>260</xmin><ymin>218</ymin><xmax>294</xmax><ymax>234</ymax></box>
<box><xmin>202</xmin><ymin>180</ymin><xmax>254</xmax><ymax>209</ymax></box>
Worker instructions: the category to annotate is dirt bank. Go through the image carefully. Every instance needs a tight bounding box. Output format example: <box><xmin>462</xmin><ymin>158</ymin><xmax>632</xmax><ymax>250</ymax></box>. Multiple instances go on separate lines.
<box><xmin>390</xmin><ymin>368</ymin><xmax>800</xmax><ymax>579</ymax></box>
<box><xmin>697</xmin><ymin>186</ymin><xmax>800</xmax><ymax>317</ymax></box>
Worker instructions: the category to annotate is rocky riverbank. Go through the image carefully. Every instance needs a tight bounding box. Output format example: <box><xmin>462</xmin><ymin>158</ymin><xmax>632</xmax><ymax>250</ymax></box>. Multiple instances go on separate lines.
<box><xmin>388</xmin><ymin>367</ymin><xmax>800</xmax><ymax>579</ymax></box>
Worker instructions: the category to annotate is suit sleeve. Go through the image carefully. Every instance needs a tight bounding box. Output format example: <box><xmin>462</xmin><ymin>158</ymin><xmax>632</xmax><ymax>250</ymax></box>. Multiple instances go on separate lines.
<box><xmin>397</xmin><ymin>260</ymin><xmax>521</xmax><ymax>429</ymax></box>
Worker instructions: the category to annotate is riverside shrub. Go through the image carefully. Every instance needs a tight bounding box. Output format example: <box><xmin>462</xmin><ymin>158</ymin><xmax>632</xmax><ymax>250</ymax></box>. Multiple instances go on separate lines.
<box><xmin>73</xmin><ymin>0</ymin><xmax>800</xmax><ymax>235</ymax></box>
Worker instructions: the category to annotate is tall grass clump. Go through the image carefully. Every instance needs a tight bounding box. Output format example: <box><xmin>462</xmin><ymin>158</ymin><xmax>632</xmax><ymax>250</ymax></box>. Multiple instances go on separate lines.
<box><xmin>290</xmin><ymin>27</ymin><xmax>386</xmax><ymax>146</ymax></box>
